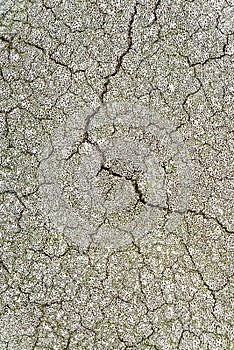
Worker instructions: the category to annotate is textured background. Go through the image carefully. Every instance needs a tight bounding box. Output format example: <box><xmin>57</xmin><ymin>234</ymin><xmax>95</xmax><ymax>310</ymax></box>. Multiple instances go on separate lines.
<box><xmin>0</xmin><ymin>0</ymin><xmax>234</xmax><ymax>349</ymax></box>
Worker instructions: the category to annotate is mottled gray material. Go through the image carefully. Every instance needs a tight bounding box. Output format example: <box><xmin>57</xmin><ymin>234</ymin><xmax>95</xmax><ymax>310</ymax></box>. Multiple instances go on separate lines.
<box><xmin>0</xmin><ymin>0</ymin><xmax>233</xmax><ymax>349</ymax></box>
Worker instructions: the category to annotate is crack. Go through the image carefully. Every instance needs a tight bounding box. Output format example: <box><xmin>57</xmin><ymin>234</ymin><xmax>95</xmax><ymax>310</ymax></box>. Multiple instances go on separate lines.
<box><xmin>95</xmin><ymin>161</ymin><xmax>179</xmax><ymax>216</ymax></box>
<box><xmin>152</xmin><ymin>0</ymin><xmax>161</xmax><ymax>24</ymax></box>
<box><xmin>186</xmin><ymin>209</ymin><xmax>233</xmax><ymax>234</ymax></box>
<box><xmin>0</xmin><ymin>258</ymin><xmax>10</xmax><ymax>274</ymax></box>
<box><xmin>1</xmin><ymin>189</ymin><xmax>28</xmax><ymax>229</ymax></box>
<box><xmin>215</xmin><ymin>11</ymin><xmax>234</xmax><ymax>36</ymax></box>
<box><xmin>1</xmin><ymin>107</ymin><xmax>15</xmax><ymax>138</ymax></box>
<box><xmin>65</xmin><ymin>126</ymin><xmax>105</xmax><ymax>167</ymax></box>
<box><xmin>180</xmin><ymin>239</ymin><xmax>225</xmax><ymax>323</ymax></box>
<box><xmin>182</xmin><ymin>241</ymin><xmax>216</xmax><ymax>295</ymax></box>
<box><xmin>22</xmin><ymin>40</ymin><xmax>75</xmax><ymax>75</ymax></box>
<box><xmin>64</xmin><ymin>4</ymin><xmax>138</xmax><ymax>161</ymax></box>
<box><xmin>179</xmin><ymin>33</ymin><xmax>230</xmax><ymax>68</ymax></box>
<box><xmin>97</xmin><ymin>164</ymin><xmax>146</xmax><ymax>206</ymax></box>
<box><xmin>0</xmin><ymin>35</ymin><xmax>14</xmax><ymax>56</ymax></box>
<box><xmin>181</xmin><ymin>73</ymin><xmax>202</xmax><ymax>122</ymax></box>
<box><xmin>1</xmin><ymin>189</ymin><xmax>27</xmax><ymax>209</ymax></box>
<box><xmin>99</xmin><ymin>3</ymin><xmax>138</xmax><ymax>103</ymax></box>
<box><xmin>177</xmin><ymin>330</ymin><xmax>198</xmax><ymax>348</ymax></box>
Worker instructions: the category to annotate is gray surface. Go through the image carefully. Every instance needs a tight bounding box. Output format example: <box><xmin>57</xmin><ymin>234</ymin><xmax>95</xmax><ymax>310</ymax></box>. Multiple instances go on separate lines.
<box><xmin>0</xmin><ymin>0</ymin><xmax>234</xmax><ymax>349</ymax></box>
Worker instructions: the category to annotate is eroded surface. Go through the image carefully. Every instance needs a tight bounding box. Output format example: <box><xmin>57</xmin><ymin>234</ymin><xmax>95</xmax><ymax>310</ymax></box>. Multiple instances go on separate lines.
<box><xmin>0</xmin><ymin>0</ymin><xmax>234</xmax><ymax>349</ymax></box>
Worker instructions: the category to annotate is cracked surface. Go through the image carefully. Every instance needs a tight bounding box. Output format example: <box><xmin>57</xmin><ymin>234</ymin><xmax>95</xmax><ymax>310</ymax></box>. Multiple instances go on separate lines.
<box><xmin>0</xmin><ymin>0</ymin><xmax>234</xmax><ymax>349</ymax></box>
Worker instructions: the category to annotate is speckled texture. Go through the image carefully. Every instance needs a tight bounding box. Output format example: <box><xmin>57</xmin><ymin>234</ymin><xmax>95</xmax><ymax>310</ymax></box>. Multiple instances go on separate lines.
<box><xmin>0</xmin><ymin>1</ymin><xmax>233</xmax><ymax>349</ymax></box>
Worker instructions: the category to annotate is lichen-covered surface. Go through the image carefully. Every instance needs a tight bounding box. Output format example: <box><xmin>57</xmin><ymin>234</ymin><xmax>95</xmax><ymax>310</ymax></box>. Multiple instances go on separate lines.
<box><xmin>0</xmin><ymin>0</ymin><xmax>234</xmax><ymax>349</ymax></box>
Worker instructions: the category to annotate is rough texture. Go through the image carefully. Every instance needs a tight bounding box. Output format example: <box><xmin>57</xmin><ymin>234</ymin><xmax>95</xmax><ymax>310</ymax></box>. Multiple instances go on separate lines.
<box><xmin>0</xmin><ymin>0</ymin><xmax>233</xmax><ymax>349</ymax></box>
